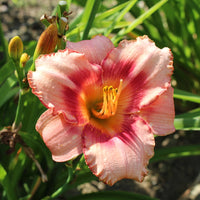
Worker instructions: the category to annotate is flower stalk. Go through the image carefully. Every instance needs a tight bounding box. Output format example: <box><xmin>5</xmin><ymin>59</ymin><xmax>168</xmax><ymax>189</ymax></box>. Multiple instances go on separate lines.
<box><xmin>57</xmin><ymin>17</ymin><xmax>68</xmax><ymax>49</ymax></box>
<box><xmin>8</xmin><ymin>36</ymin><xmax>30</xmax><ymax>129</ymax></box>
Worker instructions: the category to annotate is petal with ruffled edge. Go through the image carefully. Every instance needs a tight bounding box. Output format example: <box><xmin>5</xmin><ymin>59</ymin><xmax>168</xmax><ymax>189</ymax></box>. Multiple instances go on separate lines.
<box><xmin>140</xmin><ymin>87</ymin><xmax>175</xmax><ymax>136</ymax></box>
<box><xmin>102</xmin><ymin>35</ymin><xmax>174</xmax><ymax>113</ymax></box>
<box><xmin>83</xmin><ymin>116</ymin><xmax>155</xmax><ymax>185</ymax></box>
<box><xmin>66</xmin><ymin>36</ymin><xmax>114</xmax><ymax>65</ymax></box>
<box><xmin>28</xmin><ymin>49</ymin><xmax>102</xmax><ymax>124</ymax></box>
<box><xmin>36</xmin><ymin>109</ymin><xmax>83</xmax><ymax>162</ymax></box>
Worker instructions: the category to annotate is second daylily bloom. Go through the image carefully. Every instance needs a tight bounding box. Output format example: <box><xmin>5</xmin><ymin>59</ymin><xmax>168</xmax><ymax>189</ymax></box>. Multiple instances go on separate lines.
<box><xmin>28</xmin><ymin>35</ymin><xmax>175</xmax><ymax>185</ymax></box>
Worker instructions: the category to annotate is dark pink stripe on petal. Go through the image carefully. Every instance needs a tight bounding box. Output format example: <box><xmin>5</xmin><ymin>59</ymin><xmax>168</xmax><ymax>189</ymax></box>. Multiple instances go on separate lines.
<box><xmin>28</xmin><ymin>49</ymin><xmax>103</xmax><ymax>125</ymax></box>
<box><xmin>102</xmin><ymin>36</ymin><xmax>174</xmax><ymax>114</ymax></box>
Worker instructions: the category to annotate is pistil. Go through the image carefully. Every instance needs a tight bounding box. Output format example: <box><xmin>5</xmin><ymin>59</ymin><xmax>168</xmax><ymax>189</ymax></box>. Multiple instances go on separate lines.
<box><xmin>92</xmin><ymin>79</ymin><xmax>123</xmax><ymax>119</ymax></box>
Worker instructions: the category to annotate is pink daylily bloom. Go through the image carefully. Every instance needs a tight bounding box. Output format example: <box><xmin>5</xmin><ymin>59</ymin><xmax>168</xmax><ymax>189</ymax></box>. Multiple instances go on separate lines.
<box><xmin>28</xmin><ymin>35</ymin><xmax>175</xmax><ymax>185</ymax></box>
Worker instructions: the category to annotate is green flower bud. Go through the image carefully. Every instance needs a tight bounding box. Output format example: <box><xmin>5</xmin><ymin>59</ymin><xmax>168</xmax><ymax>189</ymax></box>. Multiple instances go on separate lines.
<box><xmin>59</xmin><ymin>17</ymin><xmax>68</xmax><ymax>35</ymax></box>
<box><xmin>8</xmin><ymin>36</ymin><xmax>23</xmax><ymax>61</ymax></box>
<box><xmin>20</xmin><ymin>53</ymin><xmax>30</xmax><ymax>68</ymax></box>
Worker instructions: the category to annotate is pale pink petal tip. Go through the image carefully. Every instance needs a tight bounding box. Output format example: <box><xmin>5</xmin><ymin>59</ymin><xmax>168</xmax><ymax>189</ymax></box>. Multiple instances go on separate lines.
<box><xmin>83</xmin><ymin>117</ymin><xmax>155</xmax><ymax>186</ymax></box>
<box><xmin>36</xmin><ymin>109</ymin><xmax>83</xmax><ymax>162</ymax></box>
<box><xmin>66</xmin><ymin>35</ymin><xmax>114</xmax><ymax>64</ymax></box>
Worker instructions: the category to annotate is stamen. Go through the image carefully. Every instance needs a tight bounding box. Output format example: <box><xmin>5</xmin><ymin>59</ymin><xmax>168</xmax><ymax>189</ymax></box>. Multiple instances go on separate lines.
<box><xmin>92</xmin><ymin>79</ymin><xmax>123</xmax><ymax>119</ymax></box>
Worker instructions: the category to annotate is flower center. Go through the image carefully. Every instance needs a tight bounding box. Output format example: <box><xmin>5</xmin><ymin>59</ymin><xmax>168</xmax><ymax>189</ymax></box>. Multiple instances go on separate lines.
<box><xmin>91</xmin><ymin>79</ymin><xmax>123</xmax><ymax>119</ymax></box>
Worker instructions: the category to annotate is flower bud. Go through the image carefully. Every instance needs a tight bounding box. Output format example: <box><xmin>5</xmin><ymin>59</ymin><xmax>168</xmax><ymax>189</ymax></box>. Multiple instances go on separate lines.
<box><xmin>8</xmin><ymin>36</ymin><xmax>23</xmax><ymax>61</ymax></box>
<box><xmin>20</xmin><ymin>53</ymin><xmax>30</xmax><ymax>68</ymax></box>
<box><xmin>59</xmin><ymin>17</ymin><xmax>68</xmax><ymax>34</ymax></box>
<box><xmin>59</xmin><ymin>1</ymin><xmax>67</xmax><ymax>15</ymax></box>
<box><xmin>33</xmin><ymin>23</ymin><xmax>58</xmax><ymax>60</ymax></box>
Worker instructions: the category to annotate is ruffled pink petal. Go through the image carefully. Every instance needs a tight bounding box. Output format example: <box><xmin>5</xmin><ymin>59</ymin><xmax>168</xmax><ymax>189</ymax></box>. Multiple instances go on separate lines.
<box><xmin>140</xmin><ymin>87</ymin><xmax>175</xmax><ymax>136</ymax></box>
<box><xmin>28</xmin><ymin>49</ymin><xmax>102</xmax><ymax>124</ymax></box>
<box><xmin>83</xmin><ymin>116</ymin><xmax>155</xmax><ymax>185</ymax></box>
<box><xmin>102</xmin><ymin>35</ymin><xmax>174</xmax><ymax>113</ymax></box>
<box><xmin>36</xmin><ymin>109</ymin><xmax>83</xmax><ymax>162</ymax></box>
<box><xmin>66</xmin><ymin>35</ymin><xmax>114</xmax><ymax>65</ymax></box>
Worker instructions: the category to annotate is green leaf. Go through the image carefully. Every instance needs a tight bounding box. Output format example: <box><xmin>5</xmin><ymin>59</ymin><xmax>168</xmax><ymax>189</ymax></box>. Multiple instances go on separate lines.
<box><xmin>44</xmin><ymin>167</ymin><xmax>73</xmax><ymax>200</ymax></box>
<box><xmin>0</xmin><ymin>72</ymin><xmax>18</xmax><ymax>108</ymax></box>
<box><xmin>104</xmin><ymin>0</ymin><xmax>138</xmax><ymax>36</ymax></box>
<box><xmin>68</xmin><ymin>191</ymin><xmax>158</xmax><ymax>200</ymax></box>
<box><xmin>174</xmin><ymin>88</ymin><xmax>200</xmax><ymax>103</ymax></box>
<box><xmin>151</xmin><ymin>145</ymin><xmax>200</xmax><ymax>163</ymax></box>
<box><xmin>68</xmin><ymin>171</ymin><xmax>98</xmax><ymax>189</ymax></box>
<box><xmin>8</xmin><ymin>150</ymin><xmax>27</xmax><ymax>194</ymax></box>
<box><xmin>113</xmin><ymin>0</ymin><xmax>168</xmax><ymax>44</ymax></box>
<box><xmin>0</xmin><ymin>164</ymin><xmax>7</xmax><ymax>183</ymax></box>
<box><xmin>0</xmin><ymin>164</ymin><xmax>17</xmax><ymax>200</ymax></box>
<box><xmin>82</xmin><ymin>0</ymin><xmax>101</xmax><ymax>40</ymax></box>
<box><xmin>66</xmin><ymin>0</ymin><xmax>72</xmax><ymax>10</ymax></box>
<box><xmin>174</xmin><ymin>107</ymin><xmax>200</xmax><ymax>130</ymax></box>
<box><xmin>67</xmin><ymin>1</ymin><xmax>134</xmax><ymax>40</ymax></box>
<box><xmin>0</xmin><ymin>60</ymin><xmax>15</xmax><ymax>85</ymax></box>
<box><xmin>0</xmin><ymin>86</ymin><xmax>19</xmax><ymax>108</ymax></box>
<box><xmin>21</xmin><ymin>91</ymin><xmax>46</xmax><ymax>132</ymax></box>
<box><xmin>95</xmin><ymin>1</ymin><xmax>131</xmax><ymax>21</ymax></box>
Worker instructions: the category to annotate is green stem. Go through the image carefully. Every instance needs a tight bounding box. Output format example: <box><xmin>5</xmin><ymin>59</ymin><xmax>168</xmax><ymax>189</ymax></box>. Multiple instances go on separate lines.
<box><xmin>14</xmin><ymin>61</ymin><xmax>24</xmax><ymax>89</ymax></box>
<box><xmin>49</xmin><ymin>167</ymin><xmax>73</xmax><ymax>199</ymax></box>
<box><xmin>12</xmin><ymin>61</ymin><xmax>27</xmax><ymax>129</ymax></box>
<box><xmin>30</xmin><ymin>61</ymin><xmax>35</xmax><ymax>71</ymax></box>
<box><xmin>13</xmin><ymin>90</ymin><xmax>25</xmax><ymax>129</ymax></box>
<box><xmin>43</xmin><ymin>155</ymin><xmax>83</xmax><ymax>199</ymax></box>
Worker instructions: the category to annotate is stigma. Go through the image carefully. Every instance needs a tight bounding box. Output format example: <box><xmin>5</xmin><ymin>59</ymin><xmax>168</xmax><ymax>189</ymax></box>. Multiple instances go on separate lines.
<box><xmin>92</xmin><ymin>79</ymin><xmax>123</xmax><ymax>119</ymax></box>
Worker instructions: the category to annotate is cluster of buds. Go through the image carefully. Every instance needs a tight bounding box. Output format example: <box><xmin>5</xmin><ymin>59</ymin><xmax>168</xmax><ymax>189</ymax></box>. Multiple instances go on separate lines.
<box><xmin>5</xmin><ymin>0</ymin><xmax>71</xmax><ymax>183</ymax></box>
<box><xmin>8</xmin><ymin>1</ymin><xmax>71</xmax><ymax>81</ymax></box>
<box><xmin>31</xmin><ymin>1</ymin><xmax>71</xmax><ymax>69</ymax></box>
<box><xmin>39</xmin><ymin>2</ymin><xmax>71</xmax><ymax>51</ymax></box>
<box><xmin>8</xmin><ymin>36</ymin><xmax>30</xmax><ymax>66</ymax></box>
<box><xmin>8</xmin><ymin>36</ymin><xmax>30</xmax><ymax>89</ymax></box>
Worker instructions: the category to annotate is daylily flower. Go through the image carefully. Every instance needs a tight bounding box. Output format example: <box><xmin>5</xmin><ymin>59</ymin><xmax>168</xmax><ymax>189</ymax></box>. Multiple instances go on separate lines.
<box><xmin>28</xmin><ymin>35</ymin><xmax>175</xmax><ymax>185</ymax></box>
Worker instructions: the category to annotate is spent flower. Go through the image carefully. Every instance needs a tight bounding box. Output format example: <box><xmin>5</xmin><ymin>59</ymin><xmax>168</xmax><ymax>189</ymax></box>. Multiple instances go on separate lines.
<box><xmin>33</xmin><ymin>23</ymin><xmax>58</xmax><ymax>61</ymax></box>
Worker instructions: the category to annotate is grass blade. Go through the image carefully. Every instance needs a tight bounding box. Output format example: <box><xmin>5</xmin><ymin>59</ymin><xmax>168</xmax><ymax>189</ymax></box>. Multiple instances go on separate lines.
<box><xmin>174</xmin><ymin>88</ymin><xmax>200</xmax><ymax>103</ymax></box>
<box><xmin>95</xmin><ymin>1</ymin><xmax>130</xmax><ymax>21</ymax></box>
<box><xmin>82</xmin><ymin>0</ymin><xmax>101</xmax><ymax>40</ymax></box>
<box><xmin>0</xmin><ymin>164</ymin><xmax>18</xmax><ymax>200</ymax></box>
<box><xmin>113</xmin><ymin>0</ymin><xmax>168</xmax><ymax>44</ymax></box>
<box><xmin>151</xmin><ymin>145</ymin><xmax>200</xmax><ymax>163</ymax></box>
<box><xmin>175</xmin><ymin>108</ymin><xmax>200</xmax><ymax>130</ymax></box>
<box><xmin>104</xmin><ymin>0</ymin><xmax>138</xmax><ymax>36</ymax></box>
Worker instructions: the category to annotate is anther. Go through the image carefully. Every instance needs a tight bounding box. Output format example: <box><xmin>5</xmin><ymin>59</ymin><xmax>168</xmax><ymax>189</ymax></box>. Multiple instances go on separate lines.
<box><xmin>91</xmin><ymin>79</ymin><xmax>123</xmax><ymax>119</ymax></box>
